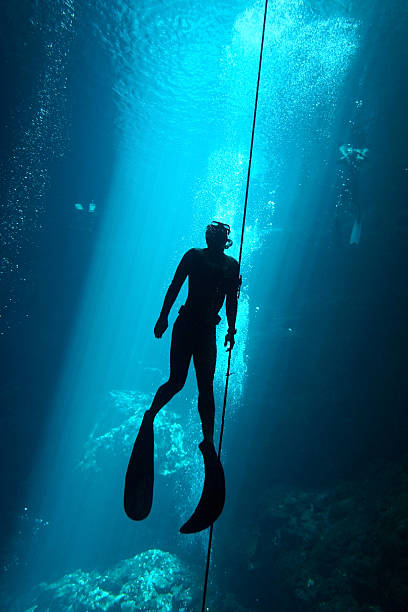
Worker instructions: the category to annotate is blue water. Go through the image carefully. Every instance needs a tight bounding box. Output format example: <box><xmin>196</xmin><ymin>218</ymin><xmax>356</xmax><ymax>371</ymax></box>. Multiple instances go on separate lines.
<box><xmin>1</xmin><ymin>0</ymin><xmax>407</xmax><ymax>610</ymax></box>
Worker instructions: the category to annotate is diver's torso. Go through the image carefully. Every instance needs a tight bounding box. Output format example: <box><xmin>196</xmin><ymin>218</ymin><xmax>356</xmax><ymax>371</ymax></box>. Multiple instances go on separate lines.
<box><xmin>182</xmin><ymin>248</ymin><xmax>238</xmax><ymax>324</ymax></box>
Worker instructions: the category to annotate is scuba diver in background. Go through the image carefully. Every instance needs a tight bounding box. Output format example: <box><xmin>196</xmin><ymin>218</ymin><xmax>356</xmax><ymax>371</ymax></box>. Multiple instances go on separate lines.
<box><xmin>335</xmin><ymin>142</ymin><xmax>368</xmax><ymax>245</ymax></box>
<box><xmin>124</xmin><ymin>221</ymin><xmax>240</xmax><ymax>533</ymax></box>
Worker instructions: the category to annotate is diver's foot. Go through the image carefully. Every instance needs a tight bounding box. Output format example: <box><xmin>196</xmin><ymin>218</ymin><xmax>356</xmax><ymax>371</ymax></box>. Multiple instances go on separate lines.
<box><xmin>124</xmin><ymin>411</ymin><xmax>154</xmax><ymax>521</ymax></box>
<box><xmin>179</xmin><ymin>440</ymin><xmax>225</xmax><ymax>534</ymax></box>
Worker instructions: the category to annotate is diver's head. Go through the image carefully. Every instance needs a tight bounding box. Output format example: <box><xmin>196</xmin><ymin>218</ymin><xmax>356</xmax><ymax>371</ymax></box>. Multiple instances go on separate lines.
<box><xmin>205</xmin><ymin>221</ymin><xmax>233</xmax><ymax>252</ymax></box>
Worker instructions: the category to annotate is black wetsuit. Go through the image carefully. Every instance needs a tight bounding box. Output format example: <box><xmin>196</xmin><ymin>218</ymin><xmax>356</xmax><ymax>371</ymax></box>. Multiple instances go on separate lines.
<box><xmin>124</xmin><ymin>247</ymin><xmax>239</xmax><ymax>527</ymax></box>
<box><xmin>150</xmin><ymin>248</ymin><xmax>240</xmax><ymax>439</ymax></box>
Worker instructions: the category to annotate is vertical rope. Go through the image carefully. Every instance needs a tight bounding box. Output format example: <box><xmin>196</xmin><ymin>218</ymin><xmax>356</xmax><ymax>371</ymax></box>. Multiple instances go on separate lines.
<box><xmin>237</xmin><ymin>0</ymin><xmax>269</xmax><ymax>270</ymax></box>
<box><xmin>201</xmin><ymin>1</ymin><xmax>269</xmax><ymax>610</ymax></box>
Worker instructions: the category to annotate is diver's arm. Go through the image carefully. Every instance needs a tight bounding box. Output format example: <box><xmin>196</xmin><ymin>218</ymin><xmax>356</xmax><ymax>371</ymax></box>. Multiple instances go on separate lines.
<box><xmin>160</xmin><ymin>276</ymin><xmax>184</xmax><ymax>318</ymax></box>
<box><xmin>224</xmin><ymin>265</ymin><xmax>240</xmax><ymax>351</ymax></box>
<box><xmin>225</xmin><ymin>292</ymin><xmax>238</xmax><ymax>332</ymax></box>
<box><xmin>154</xmin><ymin>251</ymin><xmax>190</xmax><ymax>338</ymax></box>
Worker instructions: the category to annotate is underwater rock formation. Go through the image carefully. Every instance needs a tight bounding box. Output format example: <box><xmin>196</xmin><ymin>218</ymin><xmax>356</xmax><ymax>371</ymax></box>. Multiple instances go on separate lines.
<box><xmin>23</xmin><ymin>549</ymin><xmax>199</xmax><ymax>611</ymax></box>
<box><xmin>78</xmin><ymin>390</ymin><xmax>189</xmax><ymax>476</ymax></box>
<box><xmin>217</xmin><ymin>456</ymin><xmax>408</xmax><ymax>611</ymax></box>
<box><xmin>20</xmin><ymin>548</ymin><xmax>254</xmax><ymax>612</ymax></box>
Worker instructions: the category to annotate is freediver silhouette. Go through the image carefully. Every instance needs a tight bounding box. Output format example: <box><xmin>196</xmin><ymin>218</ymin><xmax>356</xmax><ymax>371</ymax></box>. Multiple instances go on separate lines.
<box><xmin>124</xmin><ymin>221</ymin><xmax>240</xmax><ymax>533</ymax></box>
<box><xmin>336</xmin><ymin>143</ymin><xmax>368</xmax><ymax>245</ymax></box>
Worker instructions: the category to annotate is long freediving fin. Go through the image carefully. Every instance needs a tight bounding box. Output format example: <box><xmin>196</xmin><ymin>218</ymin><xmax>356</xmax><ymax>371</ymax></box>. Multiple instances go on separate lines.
<box><xmin>124</xmin><ymin>411</ymin><xmax>154</xmax><ymax>521</ymax></box>
<box><xmin>179</xmin><ymin>440</ymin><xmax>225</xmax><ymax>534</ymax></box>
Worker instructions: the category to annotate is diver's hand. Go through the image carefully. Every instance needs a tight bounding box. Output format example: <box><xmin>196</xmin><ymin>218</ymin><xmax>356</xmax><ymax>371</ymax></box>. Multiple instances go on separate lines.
<box><xmin>224</xmin><ymin>329</ymin><xmax>236</xmax><ymax>352</ymax></box>
<box><xmin>154</xmin><ymin>316</ymin><xmax>168</xmax><ymax>338</ymax></box>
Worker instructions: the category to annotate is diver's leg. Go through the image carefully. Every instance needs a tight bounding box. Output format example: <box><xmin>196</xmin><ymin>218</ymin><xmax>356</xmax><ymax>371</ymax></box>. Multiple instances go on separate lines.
<box><xmin>124</xmin><ymin>318</ymin><xmax>192</xmax><ymax>520</ymax></box>
<box><xmin>180</xmin><ymin>329</ymin><xmax>224</xmax><ymax>534</ymax></box>
<box><xmin>348</xmin><ymin>168</ymin><xmax>362</xmax><ymax>245</ymax></box>
<box><xmin>148</xmin><ymin>317</ymin><xmax>192</xmax><ymax>419</ymax></box>
<box><xmin>193</xmin><ymin>329</ymin><xmax>217</xmax><ymax>443</ymax></box>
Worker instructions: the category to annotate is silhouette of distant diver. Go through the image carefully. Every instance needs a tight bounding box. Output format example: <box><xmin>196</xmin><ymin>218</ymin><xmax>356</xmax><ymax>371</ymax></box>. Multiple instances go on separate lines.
<box><xmin>124</xmin><ymin>221</ymin><xmax>240</xmax><ymax>533</ymax></box>
<box><xmin>335</xmin><ymin>144</ymin><xmax>368</xmax><ymax>245</ymax></box>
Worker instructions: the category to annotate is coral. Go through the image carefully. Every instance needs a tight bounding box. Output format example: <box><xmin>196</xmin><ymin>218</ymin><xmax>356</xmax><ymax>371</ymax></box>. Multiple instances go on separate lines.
<box><xmin>216</xmin><ymin>456</ymin><xmax>408</xmax><ymax>611</ymax></box>
<box><xmin>77</xmin><ymin>390</ymin><xmax>189</xmax><ymax>476</ymax></box>
<box><xmin>23</xmin><ymin>549</ymin><xmax>199</xmax><ymax>611</ymax></box>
